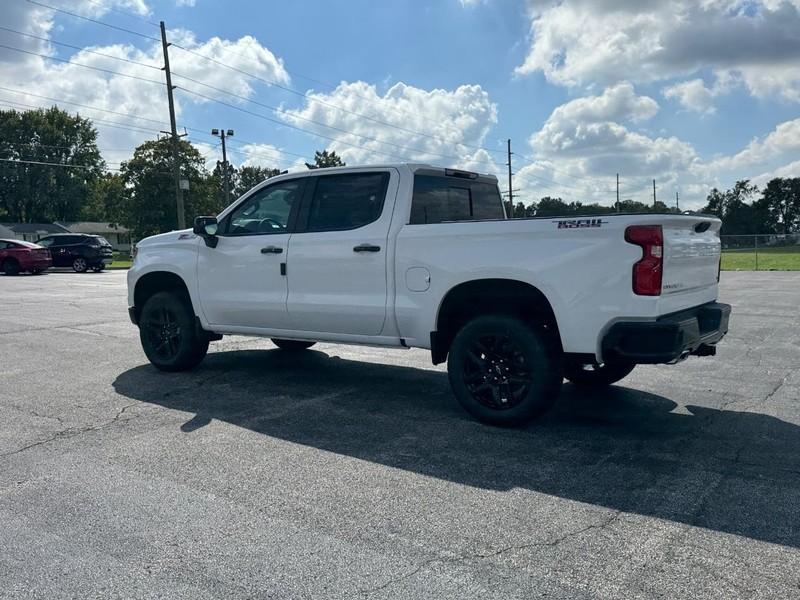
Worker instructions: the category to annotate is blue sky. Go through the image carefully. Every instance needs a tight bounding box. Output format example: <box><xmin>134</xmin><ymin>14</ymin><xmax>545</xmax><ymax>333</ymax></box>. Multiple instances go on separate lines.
<box><xmin>2</xmin><ymin>0</ymin><xmax>799</xmax><ymax>209</ymax></box>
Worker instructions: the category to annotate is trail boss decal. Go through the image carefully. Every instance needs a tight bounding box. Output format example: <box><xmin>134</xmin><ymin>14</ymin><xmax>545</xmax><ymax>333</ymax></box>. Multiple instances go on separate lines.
<box><xmin>554</xmin><ymin>218</ymin><xmax>607</xmax><ymax>229</ymax></box>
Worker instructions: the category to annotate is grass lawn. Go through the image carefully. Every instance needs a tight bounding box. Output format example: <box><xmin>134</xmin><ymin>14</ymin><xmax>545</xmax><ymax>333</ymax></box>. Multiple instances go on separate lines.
<box><xmin>721</xmin><ymin>245</ymin><xmax>800</xmax><ymax>271</ymax></box>
<box><xmin>109</xmin><ymin>252</ymin><xmax>132</xmax><ymax>269</ymax></box>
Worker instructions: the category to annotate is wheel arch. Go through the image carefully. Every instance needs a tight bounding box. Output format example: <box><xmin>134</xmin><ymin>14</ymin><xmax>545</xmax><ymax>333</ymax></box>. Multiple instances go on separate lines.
<box><xmin>431</xmin><ymin>278</ymin><xmax>562</xmax><ymax>365</ymax></box>
<box><xmin>132</xmin><ymin>270</ymin><xmax>195</xmax><ymax>324</ymax></box>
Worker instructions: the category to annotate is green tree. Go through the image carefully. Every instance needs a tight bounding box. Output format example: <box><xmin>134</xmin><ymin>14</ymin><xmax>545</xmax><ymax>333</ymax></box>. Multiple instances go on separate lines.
<box><xmin>207</xmin><ymin>160</ymin><xmax>240</xmax><ymax>213</ymax></box>
<box><xmin>306</xmin><ymin>149</ymin><xmax>345</xmax><ymax>169</ymax></box>
<box><xmin>534</xmin><ymin>197</ymin><xmax>570</xmax><ymax>217</ymax></box>
<box><xmin>700</xmin><ymin>180</ymin><xmax>774</xmax><ymax>234</ymax></box>
<box><xmin>81</xmin><ymin>173</ymin><xmax>127</xmax><ymax>223</ymax></box>
<box><xmin>235</xmin><ymin>165</ymin><xmax>281</xmax><ymax>197</ymax></box>
<box><xmin>120</xmin><ymin>138</ymin><xmax>214</xmax><ymax>239</ymax></box>
<box><xmin>0</xmin><ymin>107</ymin><xmax>103</xmax><ymax>222</ymax></box>
<box><xmin>762</xmin><ymin>177</ymin><xmax>800</xmax><ymax>233</ymax></box>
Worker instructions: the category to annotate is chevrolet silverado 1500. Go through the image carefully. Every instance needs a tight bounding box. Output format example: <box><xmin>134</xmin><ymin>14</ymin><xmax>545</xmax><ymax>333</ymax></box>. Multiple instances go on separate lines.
<box><xmin>128</xmin><ymin>164</ymin><xmax>730</xmax><ymax>425</ymax></box>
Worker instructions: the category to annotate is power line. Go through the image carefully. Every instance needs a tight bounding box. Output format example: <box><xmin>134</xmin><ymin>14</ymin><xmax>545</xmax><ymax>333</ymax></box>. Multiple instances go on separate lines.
<box><xmin>0</xmin><ymin>43</ymin><xmax>166</xmax><ymax>86</ymax></box>
<box><xmin>0</xmin><ymin>26</ymin><xmax>162</xmax><ymax>70</ymax></box>
<box><xmin>0</xmin><ymin>89</ymin><xmax>311</xmax><ymax>166</ymax></box>
<box><xmin>0</xmin><ymin>97</ymin><xmax>161</xmax><ymax>135</ymax></box>
<box><xmin>26</xmin><ymin>0</ymin><xmax>506</xmax><ymax>155</ymax></box>
<box><xmin>27</xmin><ymin>0</ymin><xmax>510</xmax><ymax>160</ymax></box>
<box><xmin>177</xmin><ymin>86</ymin><xmax>412</xmax><ymax>163</ymax></box>
<box><xmin>0</xmin><ymin>86</ymin><xmax>170</xmax><ymax>127</ymax></box>
<box><xmin>0</xmin><ymin>156</ymin><xmax>115</xmax><ymax>171</ymax></box>
<box><xmin>25</xmin><ymin>0</ymin><xmax>161</xmax><ymax>42</ymax></box>
<box><xmin>0</xmin><ymin>140</ymin><xmax>136</xmax><ymax>152</ymax></box>
<box><xmin>80</xmin><ymin>0</ymin><xmax>160</xmax><ymax>27</ymax></box>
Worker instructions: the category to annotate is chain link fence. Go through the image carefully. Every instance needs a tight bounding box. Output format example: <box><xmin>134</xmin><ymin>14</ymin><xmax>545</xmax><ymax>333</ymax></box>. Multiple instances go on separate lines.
<box><xmin>720</xmin><ymin>234</ymin><xmax>800</xmax><ymax>271</ymax></box>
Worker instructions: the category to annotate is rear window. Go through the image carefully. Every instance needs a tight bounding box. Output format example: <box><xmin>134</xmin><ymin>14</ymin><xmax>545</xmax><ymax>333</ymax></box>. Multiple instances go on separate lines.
<box><xmin>410</xmin><ymin>175</ymin><xmax>505</xmax><ymax>224</ymax></box>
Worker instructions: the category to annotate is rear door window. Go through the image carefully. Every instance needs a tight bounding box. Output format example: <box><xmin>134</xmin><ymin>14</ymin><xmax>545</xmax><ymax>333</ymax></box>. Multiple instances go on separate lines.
<box><xmin>410</xmin><ymin>175</ymin><xmax>504</xmax><ymax>224</ymax></box>
<box><xmin>304</xmin><ymin>172</ymin><xmax>389</xmax><ymax>232</ymax></box>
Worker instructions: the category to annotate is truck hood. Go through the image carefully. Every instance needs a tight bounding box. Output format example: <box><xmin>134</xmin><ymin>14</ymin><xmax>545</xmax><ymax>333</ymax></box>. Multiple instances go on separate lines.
<box><xmin>136</xmin><ymin>229</ymin><xmax>195</xmax><ymax>248</ymax></box>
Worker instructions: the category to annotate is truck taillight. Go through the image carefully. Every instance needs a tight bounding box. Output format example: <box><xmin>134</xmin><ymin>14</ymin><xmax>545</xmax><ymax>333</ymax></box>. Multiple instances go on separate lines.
<box><xmin>625</xmin><ymin>225</ymin><xmax>663</xmax><ymax>296</ymax></box>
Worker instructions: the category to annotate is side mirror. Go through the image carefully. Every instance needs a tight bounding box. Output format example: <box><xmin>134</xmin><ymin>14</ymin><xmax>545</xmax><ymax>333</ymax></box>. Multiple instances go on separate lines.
<box><xmin>193</xmin><ymin>216</ymin><xmax>219</xmax><ymax>248</ymax></box>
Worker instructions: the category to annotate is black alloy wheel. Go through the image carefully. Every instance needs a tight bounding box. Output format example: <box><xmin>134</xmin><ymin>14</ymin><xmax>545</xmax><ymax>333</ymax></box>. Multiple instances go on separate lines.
<box><xmin>139</xmin><ymin>291</ymin><xmax>208</xmax><ymax>371</ymax></box>
<box><xmin>447</xmin><ymin>315</ymin><xmax>562</xmax><ymax>426</ymax></box>
<box><xmin>144</xmin><ymin>304</ymin><xmax>183</xmax><ymax>361</ymax></box>
<box><xmin>462</xmin><ymin>332</ymin><xmax>533</xmax><ymax>411</ymax></box>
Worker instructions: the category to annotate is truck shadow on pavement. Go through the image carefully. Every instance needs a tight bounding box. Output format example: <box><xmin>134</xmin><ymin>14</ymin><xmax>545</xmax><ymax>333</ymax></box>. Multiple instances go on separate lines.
<box><xmin>113</xmin><ymin>348</ymin><xmax>800</xmax><ymax>550</ymax></box>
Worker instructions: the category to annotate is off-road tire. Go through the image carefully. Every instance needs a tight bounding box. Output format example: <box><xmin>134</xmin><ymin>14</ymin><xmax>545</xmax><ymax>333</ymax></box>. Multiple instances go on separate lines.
<box><xmin>139</xmin><ymin>291</ymin><xmax>209</xmax><ymax>372</ymax></box>
<box><xmin>447</xmin><ymin>314</ymin><xmax>562</xmax><ymax>426</ymax></box>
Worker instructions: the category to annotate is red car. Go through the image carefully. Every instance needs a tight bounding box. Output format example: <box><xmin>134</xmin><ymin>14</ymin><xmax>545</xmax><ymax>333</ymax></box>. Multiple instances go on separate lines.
<box><xmin>0</xmin><ymin>239</ymin><xmax>52</xmax><ymax>275</ymax></box>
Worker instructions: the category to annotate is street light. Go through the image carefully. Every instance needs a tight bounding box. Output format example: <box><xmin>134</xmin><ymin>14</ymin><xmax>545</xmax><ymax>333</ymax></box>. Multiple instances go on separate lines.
<box><xmin>211</xmin><ymin>128</ymin><xmax>234</xmax><ymax>205</ymax></box>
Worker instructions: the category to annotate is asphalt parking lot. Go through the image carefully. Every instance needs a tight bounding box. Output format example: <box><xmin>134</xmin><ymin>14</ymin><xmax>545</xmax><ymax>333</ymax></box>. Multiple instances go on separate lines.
<box><xmin>0</xmin><ymin>271</ymin><xmax>798</xmax><ymax>599</ymax></box>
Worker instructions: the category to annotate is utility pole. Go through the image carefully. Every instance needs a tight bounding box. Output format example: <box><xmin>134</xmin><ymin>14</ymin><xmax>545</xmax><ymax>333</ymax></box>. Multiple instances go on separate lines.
<box><xmin>160</xmin><ymin>21</ymin><xmax>185</xmax><ymax>230</ymax></box>
<box><xmin>506</xmin><ymin>139</ymin><xmax>513</xmax><ymax>218</ymax></box>
<box><xmin>212</xmin><ymin>128</ymin><xmax>234</xmax><ymax>205</ymax></box>
<box><xmin>616</xmin><ymin>173</ymin><xmax>620</xmax><ymax>212</ymax></box>
<box><xmin>676</xmin><ymin>191</ymin><xmax>680</xmax><ymax>212</ymax></box>
<box><xmin>653</xmin><ymin>179</ymin><xmax>657</xmax><ymax>208</ymax></box>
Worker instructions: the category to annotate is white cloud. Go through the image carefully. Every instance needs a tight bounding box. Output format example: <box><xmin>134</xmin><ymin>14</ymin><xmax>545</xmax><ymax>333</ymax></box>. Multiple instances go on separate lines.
<box><xmin>0</xmin><ymin>1</ymin><xmax>289</xmax><ymax>168</ymax></box>
<box><xmin>709</xmin><ymin>118</ymin><xmax>800</xmax><ymax>172</ymax></box>
<box><xmin>175</xmin><ymin>0</ymin><xmax>196</xmax><ymax>6</ymax></box>
<box><xmin>515</xmin><ymin>0</ymin><xmax>800</xmax><ymax>102</ymax></box>
<box><xmin>516</xmin><ymin>83</ymin><xmax>800</xmax><ymax>209</ymax></box>
<box><xmin>663</xmin><ymin>79</ymin><xmax>716</xmax><ymax>114</ymax></box>
<box><xmin>279</xmin><ymin>80</ymin><xmax>502</xmax><ymax>173</ymax></box>
<box><xmin>751</xmin><ymin>159</ymin><xmax>800</xmax><ymax>188</ymax></box>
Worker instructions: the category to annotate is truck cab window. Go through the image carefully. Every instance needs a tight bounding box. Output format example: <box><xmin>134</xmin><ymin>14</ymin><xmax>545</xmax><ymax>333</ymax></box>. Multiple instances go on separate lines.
<box><xmin>226</xmin><ymin>180</ymin><xmax>303</xmax><ymax>235</ymax></box>
<box><xmin>410</xmin><ymin>175</ymin><xmax>504</xmax><ymax>224</ymax></box>
<box><xmin>305</xmin><ymin>172</ymin><xmax>389</xmax><ymax>232</ymax></box>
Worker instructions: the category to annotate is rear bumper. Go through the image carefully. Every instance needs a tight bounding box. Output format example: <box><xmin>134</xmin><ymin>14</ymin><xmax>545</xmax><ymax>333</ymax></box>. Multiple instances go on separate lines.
<box><xmin>602</xmin><ymin>302</ymin><xmax>731</xmax><ymax>364</ymax></box>
<box><xmin>22</xmin><ymin>258</ymin><xmax>52</xmax><ymax>270</ymax></box>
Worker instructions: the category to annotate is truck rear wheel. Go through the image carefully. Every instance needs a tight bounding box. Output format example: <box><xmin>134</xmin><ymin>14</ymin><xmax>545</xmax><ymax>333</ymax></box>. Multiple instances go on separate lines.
<box><xmin>563</xmin><ymin>359</ymin><xmax>635</xmax><ymax>387</ymax></box>
<box><xmin>447</xmin><ymin>315</ymin><xmax>562</xmax><ymax>426</ymax></box>
<box><xmin>139</xmin><ymin>291</ymin><xmax>208</xmax><ymax>371</ymax></box>
<box><xmin>271</xmin><ymin>338</ymin><xmax>316</xmax><ymax>351</ymax></box>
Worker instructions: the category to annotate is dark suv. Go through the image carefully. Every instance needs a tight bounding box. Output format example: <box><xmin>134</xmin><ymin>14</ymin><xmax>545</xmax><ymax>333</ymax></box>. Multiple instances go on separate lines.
<box><xmin>36</xmin><ymin>234</ymin><xmax>114</xmax><ymax>272</ymax></box>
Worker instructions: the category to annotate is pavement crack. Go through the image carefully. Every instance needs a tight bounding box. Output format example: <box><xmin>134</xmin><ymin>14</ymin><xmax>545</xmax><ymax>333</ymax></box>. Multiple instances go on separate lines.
<box><xmin>473</xmin><ymin>510</ymin><xmax>623</xmax><ymax>560</ymax></box>
<box><xmin>0</xmin><ymin>402</ymin><xmax>141</xmax><ymax>459</ymax></box>
<box><xmin>358</xmin><ymin>511</ymin><xmax>622</xmax><ymax>595</ymax></box>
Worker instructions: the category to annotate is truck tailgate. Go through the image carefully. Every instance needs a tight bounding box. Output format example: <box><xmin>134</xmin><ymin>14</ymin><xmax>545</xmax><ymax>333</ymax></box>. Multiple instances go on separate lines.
<box><xmin>662</xmin><ymin>217</ymin><xmax>721</xmax><ymax>296</ymax></box>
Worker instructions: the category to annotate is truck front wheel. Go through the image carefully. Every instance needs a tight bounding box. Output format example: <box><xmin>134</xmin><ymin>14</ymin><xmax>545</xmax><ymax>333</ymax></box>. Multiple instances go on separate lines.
<box><xmin>139</xmin><ymin>291</ymin><xmax>209</xmax><ymax>371</ymax></box>
<box><xmin>563</xmin><ymin>359</ymin><xmax>635</xmax><ymax>387</ymax></box>
<box><xmin>447</xmin><ymin>315</ymin><xmax>562</xmax><ymax>426</ymax></box>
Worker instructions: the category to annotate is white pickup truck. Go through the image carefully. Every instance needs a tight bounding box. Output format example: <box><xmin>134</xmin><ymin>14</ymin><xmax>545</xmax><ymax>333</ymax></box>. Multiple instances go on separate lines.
<box><xmin>127</xmin><ymin>164</ymin><xmax>730</xmax><ymax>425</ymax></box>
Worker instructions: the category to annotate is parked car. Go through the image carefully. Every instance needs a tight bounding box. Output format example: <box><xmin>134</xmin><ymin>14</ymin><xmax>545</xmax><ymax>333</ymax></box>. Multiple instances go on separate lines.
<box><xmin>36</xmin><ymin>234</ymin><xmax>113</xmax><ymax>272</ymax></box>
<box><xmin>127</xmin><ymin>164</ymin><xmax>730</xmax><ymax>426</ymax></box>
<box><xmin>0</xmin><ymin>239</ymin><xmax>52</xmax><ymax>275</ymax></box>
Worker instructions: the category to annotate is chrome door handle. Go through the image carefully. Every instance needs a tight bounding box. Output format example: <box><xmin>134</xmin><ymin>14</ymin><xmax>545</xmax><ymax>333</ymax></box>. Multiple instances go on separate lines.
<box><xmin>260</xmin><ymin>246</ymin><xmax>283</xmax><ymax>254</ymax></box>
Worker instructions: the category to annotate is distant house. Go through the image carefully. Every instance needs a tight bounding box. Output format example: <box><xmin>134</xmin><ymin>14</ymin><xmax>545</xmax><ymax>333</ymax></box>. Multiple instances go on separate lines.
<box><xmin>57</xmin><ymin>222</ymin><xmax>132</xmax><ymax>252</ymax></box>
<box><xmin>0</xmin><ymin>222</ymin><xmax>70</xmax><ymax>242</ymax></box>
